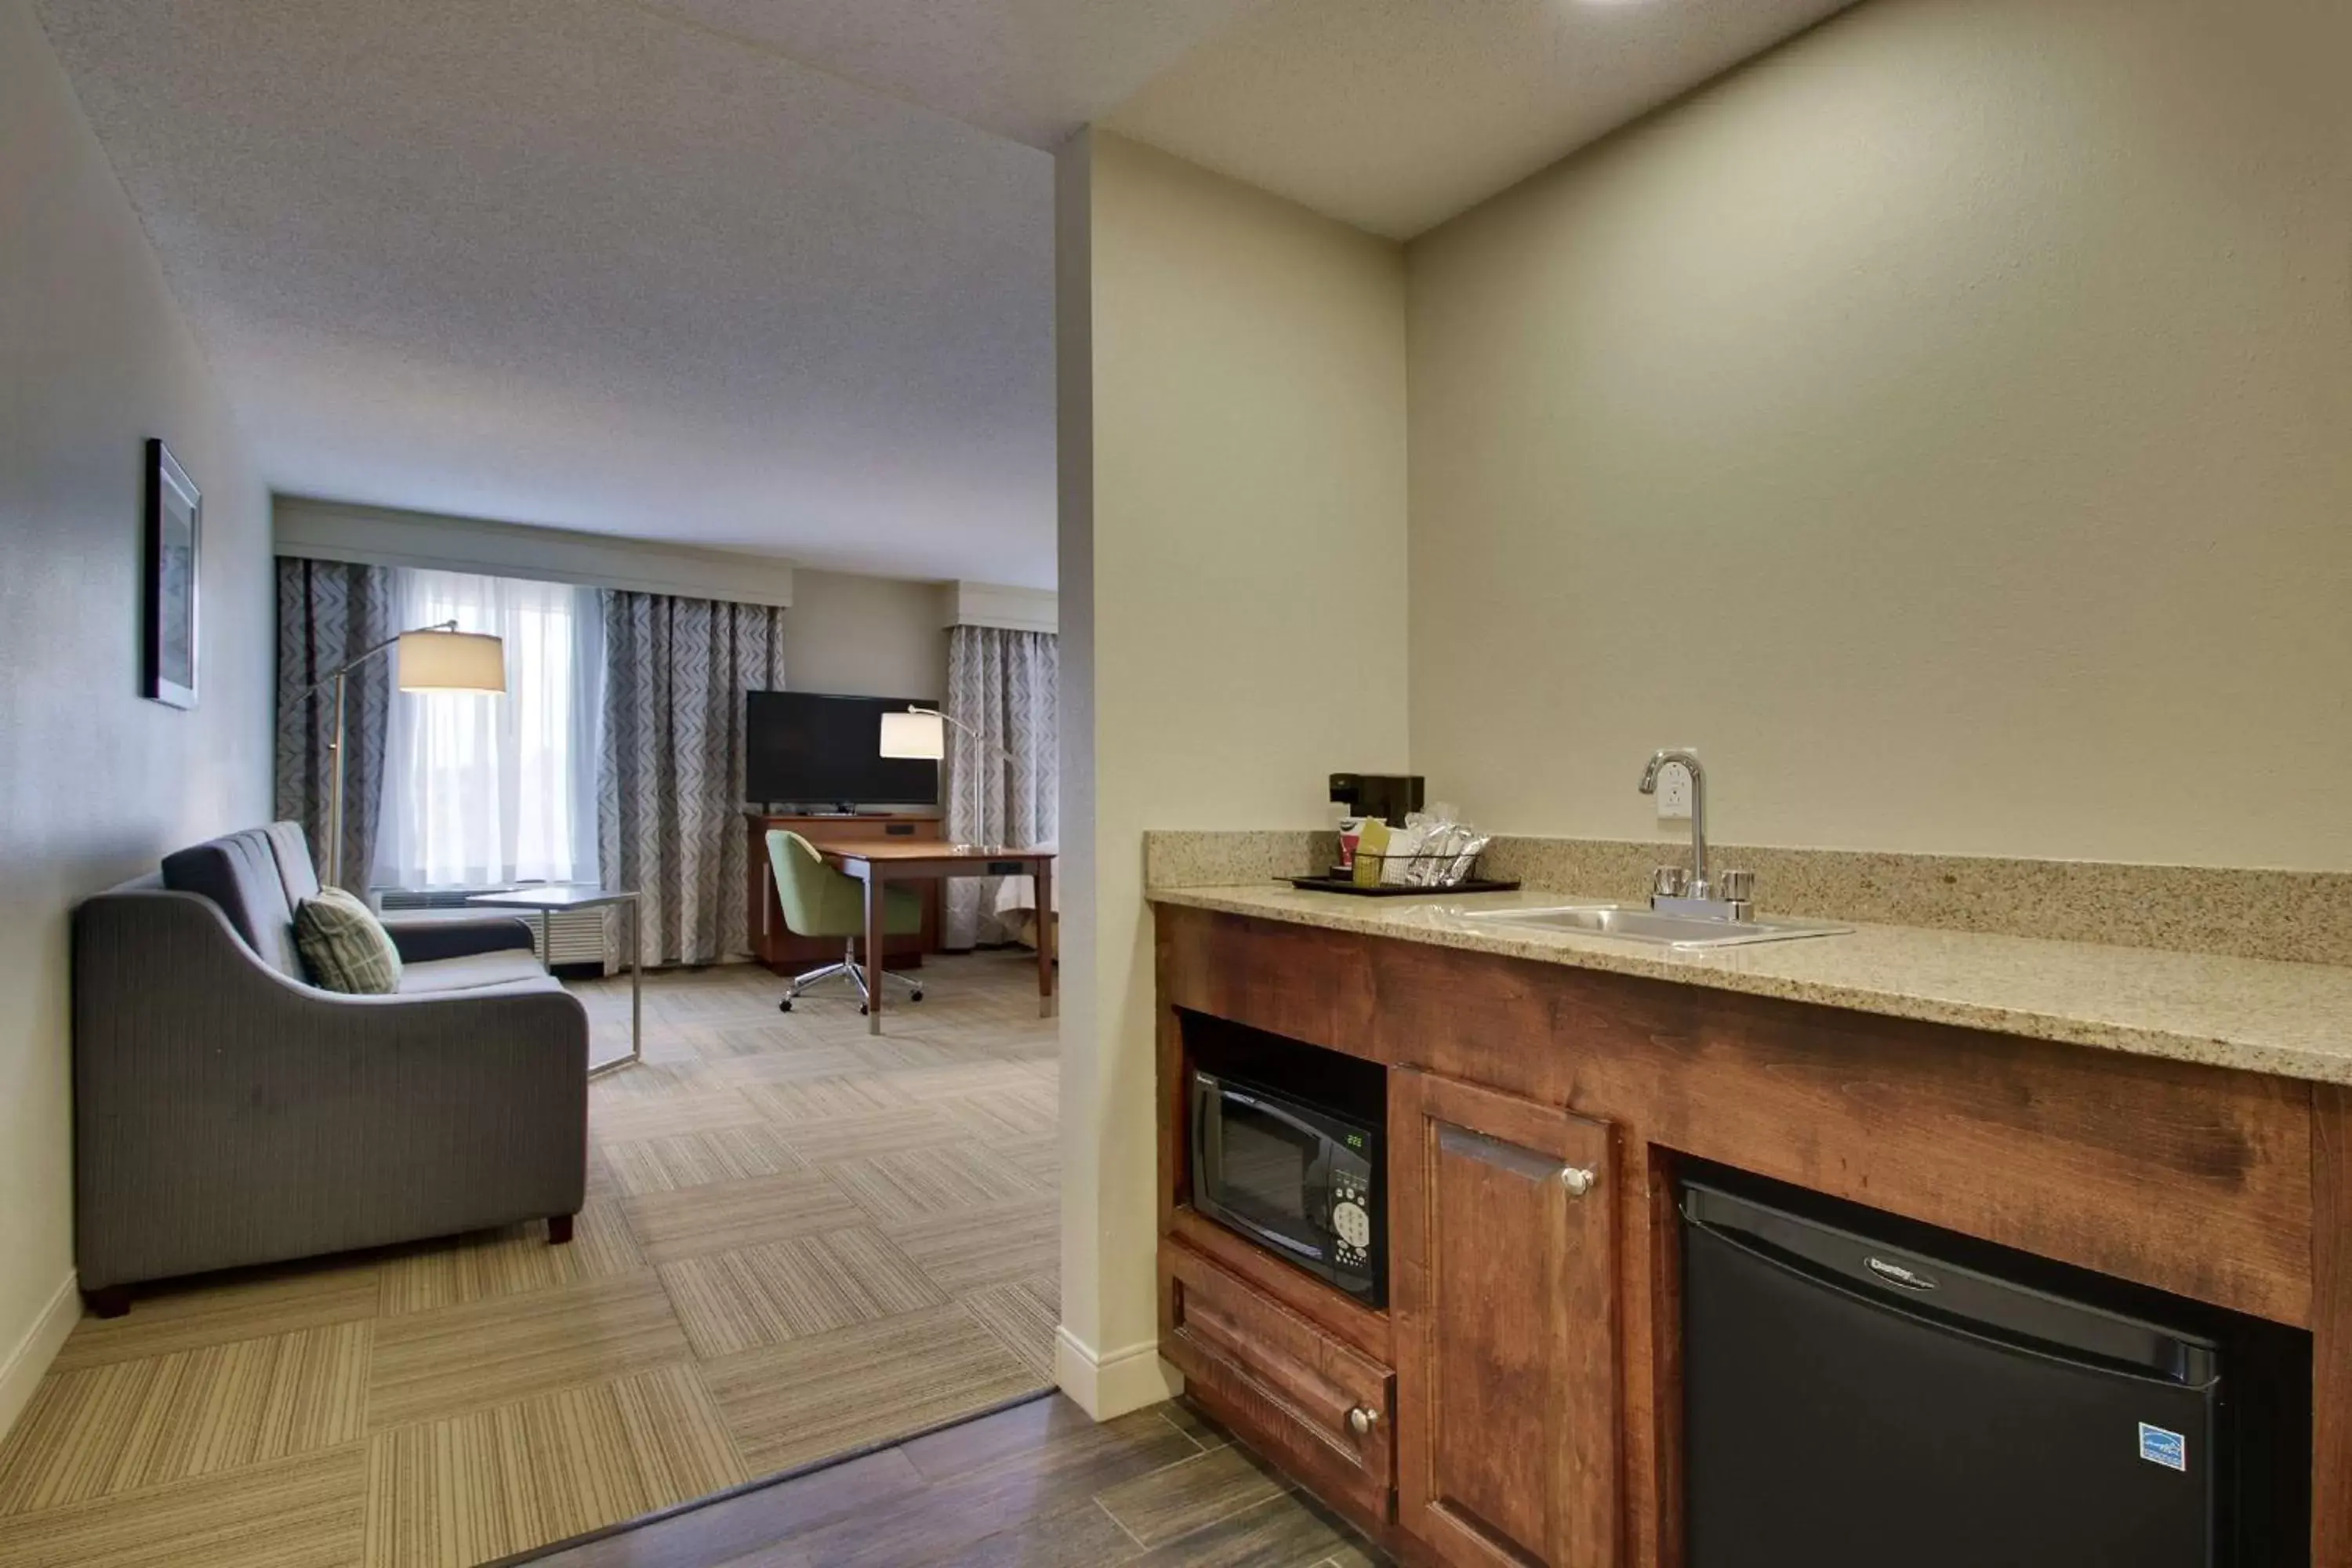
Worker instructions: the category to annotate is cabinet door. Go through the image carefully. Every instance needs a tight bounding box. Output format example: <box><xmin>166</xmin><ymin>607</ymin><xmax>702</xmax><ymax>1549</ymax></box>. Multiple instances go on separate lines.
<box><xmin>1392</xmin><ymin>1069</ymin><xmax>1619</xmax><ymax>1568</ymax></box>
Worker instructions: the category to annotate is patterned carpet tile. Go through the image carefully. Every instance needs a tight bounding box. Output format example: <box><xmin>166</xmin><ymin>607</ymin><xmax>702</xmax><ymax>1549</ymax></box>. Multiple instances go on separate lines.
<box><xmin>767</xmin><ymin>1105</ymin><xmax>968</xmax><ymax>1166</ymax></box>
<box><xmin>0</xmin><ymin>1321</ymin><xmax>369</xmax><ymax>1516</ymax></box>
<box><xmin>363</xmin><ymin>1364</ymin><xmax>745</xmax><ymax>1568</ymax></box>
<box><xmin>597</xmin><ymin>1123</ymin><xmax>808</xmax><ymax>1198</ymax></box>
<box><xmin>825</xmin><ymin>1142</ymin><xmax>1048</xmax><ymax>1227</ymax></box>
<box><xmin>734</xmin><ymin>1075</ymin><xmax>912</xmax><ymax>1124</ymax></box>
<box><xmin>376</xmin><ymin>1201</ymin><xmax>642</xmax><ymax>1316</ymax></box>
<box><xmin>659</xmin><ymin>1229</ymin><xmax>947</xmax><ymax>1359</ymax></box>
<box><xmin>883</xmin><ymin>1199</ymin><xmax>1061</xmax><ymax>1294</ymax></box>
<box><xmin>949</xmin><ymin>1083</ymin><xmax>1059</xmax><ymax>1142</ymax></box>
<box><xmin>701</xmin><ymin>1303</ymin><xmax>1042</xmax><ymax>1475</ymax></box>
<box><xmin>587</xmin><ymin>1087</ymin><xmax>769</xmax><ymax>1145</ymax></box>
<box><xmin>956</xmin><ymin>1276</ymin><xmax>1062</xmax><ymax>1381</ymax></box>
<box><xmin>365</xmin><ymin>1273</ymin><xmax>690</xmax><ymax>1432</ymax></box>
<box><xmin>621</xmin><ymin>1168</ymin><xmax>871</xmax><ymax>1266</ymax></box>
<box><xmin>47</xmin><ymin>1258</ymin><xmax>382</xmax><ymax>1375</ymax></box>
<box><xmin>0</xmin><ymin>1443</ymin><xmax>368</xmax><ymax>1568</ymax></box>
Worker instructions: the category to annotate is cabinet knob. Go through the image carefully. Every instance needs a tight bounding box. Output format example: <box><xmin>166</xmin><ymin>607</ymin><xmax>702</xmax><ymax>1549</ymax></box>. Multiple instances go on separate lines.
<box><xmin>1346</xmin><ymin>1405</ymin><xmax>1380</xmax><ymax>1437</ymax></box>
<box><xmin>1560</xmin><ymin>1166</ymin><xmax>1599</xmax><ymax>1198</ymax></box>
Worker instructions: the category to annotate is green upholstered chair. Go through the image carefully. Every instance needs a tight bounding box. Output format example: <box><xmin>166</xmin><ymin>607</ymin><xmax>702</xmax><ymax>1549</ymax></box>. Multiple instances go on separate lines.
<box><xmin>764</xmin><ymin>829</ymin><xmax>925</xmax><ymax>1014</ymax></box>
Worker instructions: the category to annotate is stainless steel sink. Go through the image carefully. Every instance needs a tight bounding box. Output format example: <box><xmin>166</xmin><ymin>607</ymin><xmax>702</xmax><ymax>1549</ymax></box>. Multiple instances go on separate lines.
<box><xmin>1461</xmin><ymin>903</ymin><xmax>1849</xmax><ymax>949</ymax></box>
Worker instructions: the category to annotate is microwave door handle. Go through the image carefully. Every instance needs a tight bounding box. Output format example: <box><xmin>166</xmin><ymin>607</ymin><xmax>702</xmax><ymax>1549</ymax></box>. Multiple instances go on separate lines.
<box><xmin>1192</xmin><ymin>1075</ymin><xmax>1222</xmax><ymax>1197</ymax></box>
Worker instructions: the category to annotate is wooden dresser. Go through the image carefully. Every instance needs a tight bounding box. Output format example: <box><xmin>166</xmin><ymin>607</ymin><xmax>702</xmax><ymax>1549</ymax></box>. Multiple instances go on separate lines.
<box><xmin>745</xmin><ymin>812</ymin><xmax>941</xmax><ymax>971</ymax></box>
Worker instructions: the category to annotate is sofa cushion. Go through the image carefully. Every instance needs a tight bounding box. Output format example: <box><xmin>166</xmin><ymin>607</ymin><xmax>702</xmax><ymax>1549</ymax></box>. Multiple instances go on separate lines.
<box><xmin>264</xmin><ymin>820</ymin><xmax>321</xmax><ymax>904</ymax></box>
<box><xmin>162</xmin><ymin>829</ymin><xmax>306</xmax><ymax>978</ymax></box>
<box><xmin>296</xmin><ymin>888</ymin><xmax>405</xmax><ymax>994</ymax></box>
<box><xmin>397</xmin><ymin>949</ymin><xmax>550</xmax><ymax>994</ymax></box>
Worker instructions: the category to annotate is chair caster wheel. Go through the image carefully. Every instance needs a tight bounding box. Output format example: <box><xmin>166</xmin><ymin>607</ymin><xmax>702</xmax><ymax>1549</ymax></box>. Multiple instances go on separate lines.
<box><xmin>858</xmin><ymin>1004</ymin><xmax>869</xmax><ymax>1016</ymax></box>
<box><xmin>779</xmin><ymin>998</ymin><xmax>793</xmax><ymax>1012</ymax></box>
<box><xmin>911</xmin><ymin>989</ymin><xmax>924</xmax><ymax>1002</ymax></box>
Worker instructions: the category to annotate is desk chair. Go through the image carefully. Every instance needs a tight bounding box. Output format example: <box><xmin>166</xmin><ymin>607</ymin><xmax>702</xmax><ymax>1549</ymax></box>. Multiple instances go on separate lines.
<box><xmin>765</xmin><ymin>829</ymin><xmax>925</xmax><ymax>1014</ymax></box>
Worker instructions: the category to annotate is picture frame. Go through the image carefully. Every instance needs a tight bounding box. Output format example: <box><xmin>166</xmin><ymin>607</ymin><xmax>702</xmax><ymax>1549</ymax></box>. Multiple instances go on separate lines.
<box><xmin>143</xmin><ymin>437</ymin><xmax>201</xmax><ymax>709</ymax></box>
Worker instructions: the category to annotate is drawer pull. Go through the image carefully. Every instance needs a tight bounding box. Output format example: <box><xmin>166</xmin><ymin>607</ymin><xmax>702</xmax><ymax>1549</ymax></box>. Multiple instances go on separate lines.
<box><xmin>1560</xmin><ymin>1166</ymin><xmax>1599</xmax><ymax>1198</ymax></box>
<box><xmin>1346</xmin><ymin>1405</ymin><xmax>1380</xmax><ymax>1436</ymax></box>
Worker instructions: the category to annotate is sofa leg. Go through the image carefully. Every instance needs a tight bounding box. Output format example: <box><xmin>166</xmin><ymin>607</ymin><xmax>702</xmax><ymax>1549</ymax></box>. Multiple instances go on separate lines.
<box><xmin>84</xmin><ymin>1286</ymin><xmax>132</xmax><ymax>1319</ymax></box>
<box><xmin>548</xmin><ymin>1214</ymin><xmax>575</xmax><ymax>1246</ymax></box>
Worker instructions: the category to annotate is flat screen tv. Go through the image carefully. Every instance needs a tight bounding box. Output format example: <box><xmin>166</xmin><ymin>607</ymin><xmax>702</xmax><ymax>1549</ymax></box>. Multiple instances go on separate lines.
<box><xmin>745</xmin><ymin>690</ymin><xmax>938</xmax><ymax>810</ymax></box>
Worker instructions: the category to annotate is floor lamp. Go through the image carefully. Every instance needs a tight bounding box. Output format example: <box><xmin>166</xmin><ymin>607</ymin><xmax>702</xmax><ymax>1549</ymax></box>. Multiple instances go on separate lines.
<box><xmin>305</xmin><ymin>620</ymin><xmax>506</xmax><ymax>888</ymax></box>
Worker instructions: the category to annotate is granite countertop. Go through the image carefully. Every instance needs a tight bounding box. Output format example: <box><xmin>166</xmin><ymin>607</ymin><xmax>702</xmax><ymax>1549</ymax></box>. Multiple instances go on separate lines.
<box><xmin>1147</xmin><ymin>883</ymin><xmax>2352</xmax><ymax>1087</ymax></box>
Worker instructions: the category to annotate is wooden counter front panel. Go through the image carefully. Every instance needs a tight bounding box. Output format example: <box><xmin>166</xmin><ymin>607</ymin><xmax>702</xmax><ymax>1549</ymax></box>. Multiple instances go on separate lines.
<box><xmin>1159</xmin><ymin>911</ymin><xmax>1381</xmax><ymax>1060</ymax></box>
<box><xmin>2315</xmin><ymin>1083</ymin><xmax>2352</xmax><ymax>1568</ymax></box>
<box><xmin>1369</xmin><ymin>936</ymin><xmax>2315</xmax><ymax>1330</ymax></box>
<box><xmin>1392</xmin><ymin>1069</ymin><xmax>1620</xmax><ymax>1568</ymax></box>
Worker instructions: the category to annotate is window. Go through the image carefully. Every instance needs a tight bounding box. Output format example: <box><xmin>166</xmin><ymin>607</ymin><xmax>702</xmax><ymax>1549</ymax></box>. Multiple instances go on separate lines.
<box><xmin>371</xmin><ymin>569</ymin><xmax>602</xmax><ymax>889</ymax></box>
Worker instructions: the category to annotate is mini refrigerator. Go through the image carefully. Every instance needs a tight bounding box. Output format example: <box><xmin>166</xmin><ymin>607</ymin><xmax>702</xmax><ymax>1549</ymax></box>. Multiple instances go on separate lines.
<box><xmin>1679</xmin><ymin>1173</ymin><xmax>2307</xmax><ymax>1568</ymax></box>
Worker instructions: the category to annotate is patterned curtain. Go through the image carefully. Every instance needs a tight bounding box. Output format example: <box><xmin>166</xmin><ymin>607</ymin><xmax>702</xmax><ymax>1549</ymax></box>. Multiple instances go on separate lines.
<box><xmin>274</xmin><ymin>557</ymin><xmax>397</xmax><ymax>891</ymax></box>
<box><xmin>942</xmin><ymin>626</ymin><xmax>1058</xmax><ymax>948</ymax></box>
<box><xmin>598</xmin><ymin>590</ymin><xmax>785</xmax><ymax>967</ymax></box>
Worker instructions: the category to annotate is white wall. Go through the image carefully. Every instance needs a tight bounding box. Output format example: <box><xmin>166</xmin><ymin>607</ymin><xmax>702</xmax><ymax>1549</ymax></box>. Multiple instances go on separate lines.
<box><xmin>0</xmin><ymin>0</ymin><xmax>274</xmax><ymax>1433</ymax></box>
<box><xmin>782</xmin><ymin>568</ymin><xmax>949</xmax><ymax>702</ymax></box>
<box><xmin>1055</xmin><ymin>131</ymin><xmax>1409</xmax><ymax>1415</ymax></box>
<box><xmin>1406</xmin><ymin>0</ymin><xmax>2352</xmax><ymax>868</ymax></box>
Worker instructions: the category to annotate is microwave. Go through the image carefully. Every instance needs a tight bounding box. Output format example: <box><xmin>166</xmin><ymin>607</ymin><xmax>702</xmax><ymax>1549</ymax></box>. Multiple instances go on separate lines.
<box><xmin>1190</xmin><ymin>1069</ymin><xmax>1384</xmax><ymax>1306</ymax></box>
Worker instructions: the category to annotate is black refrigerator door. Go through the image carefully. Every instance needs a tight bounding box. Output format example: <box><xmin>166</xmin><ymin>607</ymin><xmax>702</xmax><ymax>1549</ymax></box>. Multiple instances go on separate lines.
<box><xmin>1683</xmin><ymin>1206</ymin><xmax>2217</xmax><ymax>1568</ymax></box>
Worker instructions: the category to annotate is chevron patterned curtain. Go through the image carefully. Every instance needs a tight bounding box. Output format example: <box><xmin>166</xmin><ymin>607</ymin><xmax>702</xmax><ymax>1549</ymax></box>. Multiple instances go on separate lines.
<box><xmin>597</xmin><ymin>590</ymin><xmax>785</xmax><ymax>967</ymax></box>
<box><xmin>942</xmin><ymin>626</ymin><xmax>1058</xmax><ymax>949</ymax></box>
<box><xmin>274</xmin><ymin>557</ymin><xmax>397</xmax><ymax>892</ymax></box>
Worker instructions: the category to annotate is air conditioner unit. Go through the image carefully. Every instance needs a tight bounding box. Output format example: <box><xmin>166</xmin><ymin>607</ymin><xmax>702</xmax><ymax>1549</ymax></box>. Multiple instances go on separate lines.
<box><xmin>378</xmin><ymin>887</ymin><xmax>613</xmax><ymax>970</ymax></box>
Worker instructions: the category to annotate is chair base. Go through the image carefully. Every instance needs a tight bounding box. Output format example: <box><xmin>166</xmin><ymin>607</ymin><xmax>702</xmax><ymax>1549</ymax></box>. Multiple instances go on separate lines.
<box><xmin>780</xmin><ymin>941</ymin><xmax>923</xmax><ymax>1013</ymax></box>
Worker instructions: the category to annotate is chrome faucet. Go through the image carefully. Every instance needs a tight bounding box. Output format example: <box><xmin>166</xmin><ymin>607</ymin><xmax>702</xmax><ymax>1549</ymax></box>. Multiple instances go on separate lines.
<box><xmin>1638</xmin><ymin>748</ymin><xmax>1752</xmax><ymax>920</ymax></box>
<box><xmin>1639</xmin><ymin>748</ymin><xmax>1710</xmax><ymax>896</ymax></box>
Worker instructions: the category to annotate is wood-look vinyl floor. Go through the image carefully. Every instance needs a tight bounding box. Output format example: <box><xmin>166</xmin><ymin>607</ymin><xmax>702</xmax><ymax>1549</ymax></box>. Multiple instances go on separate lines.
<box><xmin>0</xmin><ymin>953</ymin><xmax>1061</xmax><ymax>1568</ymax></box>
<box><xmin>521</xmin><ymin>1393</ymin><xmax>1391</xmax><ymax>1568</ymax></box>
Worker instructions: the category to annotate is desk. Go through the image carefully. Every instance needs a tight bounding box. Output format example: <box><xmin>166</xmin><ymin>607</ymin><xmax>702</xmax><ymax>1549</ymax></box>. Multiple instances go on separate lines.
<box><xmin>466</xmin><ymin>884</ymin><xmax>641</xmax><ymax>1076</ymax></box>
<box><xmin>823</xmin><ymin>844</ymin><xmax>1055</xmax><ymax>1034</ymax></box>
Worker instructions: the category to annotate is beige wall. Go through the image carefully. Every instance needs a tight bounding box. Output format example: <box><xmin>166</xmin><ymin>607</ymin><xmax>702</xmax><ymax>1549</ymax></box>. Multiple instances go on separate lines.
<box><xmin>1406</xmin><ymin>0</ymin><xmax>2352</xmax><ymax>868</ymax></box>
<box><xmin>1055</xmin><ymin>131</ymin><xmax>1409</xmax><ymax>1414</ymax></box>
<box><xmin>782</xmin><ymin>569</ymin><xmax>949</xmax><ymax>702</ymax></box>
<box><xmin>0</xmin><ymin>0</ymin><xmax>274</xmax><ymax>1431</ymax></box>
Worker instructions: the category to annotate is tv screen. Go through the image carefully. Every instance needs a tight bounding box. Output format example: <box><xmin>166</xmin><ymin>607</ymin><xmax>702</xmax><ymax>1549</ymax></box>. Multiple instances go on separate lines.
<box><xmin>745</xmin><ymin>691</ymin><xmax>939</xmax><ymax>808</ymax></box>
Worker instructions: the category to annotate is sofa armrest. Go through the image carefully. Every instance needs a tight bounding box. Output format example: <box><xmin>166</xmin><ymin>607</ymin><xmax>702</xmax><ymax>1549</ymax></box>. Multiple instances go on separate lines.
<box><xmin>73</xmin><ymin>888</ymin><xmax>589</xmax><ymax>1290</ymax></box>
<box><xmin>382</xmin><ymin>912</ymin><xmax>539</xmax><ymax>964</ymax></box>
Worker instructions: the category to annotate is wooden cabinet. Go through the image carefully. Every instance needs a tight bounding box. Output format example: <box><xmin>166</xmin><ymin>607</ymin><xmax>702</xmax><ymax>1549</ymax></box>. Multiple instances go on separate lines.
<box><xmin>745</xmin><ymin>813</ymin><xmax>938</xmax><ymax>971</ymax></box>
<box><xmin>1391</xmin><ymin>1069</ymin><xmax>1620</xmax><ymax>1568</ymax></box>
<box><xmin>1160</xmin><ymin>1240</ymin><xmax>1396</xmax><ymax>1530</ymax></box>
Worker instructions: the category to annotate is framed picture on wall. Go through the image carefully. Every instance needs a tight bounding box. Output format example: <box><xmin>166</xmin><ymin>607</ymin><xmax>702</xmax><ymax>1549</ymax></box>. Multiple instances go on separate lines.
<box><xmin>143</xmin><ymin>437</ymin><xmax>200</xmax><ymax>709</ymax></box>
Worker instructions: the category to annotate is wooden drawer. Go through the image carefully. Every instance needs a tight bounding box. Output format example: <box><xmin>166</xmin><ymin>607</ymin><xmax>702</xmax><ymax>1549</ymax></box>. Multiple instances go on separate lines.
<box><xmin>1160</xmin><ymin>1239</ymin><xmax>1396</xmax><ymax>1529</ymax></box>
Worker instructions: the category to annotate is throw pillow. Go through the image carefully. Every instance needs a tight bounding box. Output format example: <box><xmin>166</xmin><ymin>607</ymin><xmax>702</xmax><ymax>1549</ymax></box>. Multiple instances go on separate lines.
<box><xmin>296</xmin><ymin>887</ymin><xmax>404</xmax><ymax>995</ymax></box>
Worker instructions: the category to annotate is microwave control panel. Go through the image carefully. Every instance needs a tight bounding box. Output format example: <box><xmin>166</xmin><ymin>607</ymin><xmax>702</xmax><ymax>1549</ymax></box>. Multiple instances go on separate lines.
<box><xmin>1330</xmin><ymin>1167</ymin><xmax>1374</xmax><ymax>1272</ymax></box>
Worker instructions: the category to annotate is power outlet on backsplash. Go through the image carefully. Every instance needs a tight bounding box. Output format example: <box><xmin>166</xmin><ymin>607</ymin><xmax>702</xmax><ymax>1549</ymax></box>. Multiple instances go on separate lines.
<box><xmin>1653</xmin><ymin>761</ymin><xmax>1693</xmax><ymax>821</ymax></box>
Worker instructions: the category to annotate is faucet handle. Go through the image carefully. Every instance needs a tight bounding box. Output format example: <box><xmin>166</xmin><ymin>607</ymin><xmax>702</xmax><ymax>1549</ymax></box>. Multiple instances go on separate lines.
<box><xmin>1652</xmin><ymin>866</ymin><xmax>1690</xmax><ymax>899</ymax></box>
<box><xmin>1716</xmin><ymin>869</ymin><xmax>1754</xmax><ymax>901</ymax></box>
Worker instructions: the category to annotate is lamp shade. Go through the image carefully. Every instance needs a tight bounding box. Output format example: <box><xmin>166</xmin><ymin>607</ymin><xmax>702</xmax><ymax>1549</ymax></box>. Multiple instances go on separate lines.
<box><xmin>879</xmin><ymin>709</ymin><xmax>946</xmax><ymax>760</ymax></box>
<box><xmin>397</xmin><ymin>630</ymin><xmax>506</xmax><ymax>692</ymax></box>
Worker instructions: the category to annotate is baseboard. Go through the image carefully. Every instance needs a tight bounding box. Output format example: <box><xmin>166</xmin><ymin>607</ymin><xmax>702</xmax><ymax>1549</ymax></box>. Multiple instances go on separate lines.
<box><xmin>1053</xmin><ymin>1324</ymin><xmax>1182</xmax><ymax>1420</ymax></box>
<box><xmin>0</xmin><ymin>1272</ymin><xmax>78</xmax><ymax>1443</ymax></box>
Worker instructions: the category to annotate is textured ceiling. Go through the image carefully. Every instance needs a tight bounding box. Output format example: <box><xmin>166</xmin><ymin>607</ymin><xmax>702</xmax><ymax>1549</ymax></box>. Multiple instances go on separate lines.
<box><xmin>36</xmin><ymin>0</ymin><xmax>1858</xmax><ymax>584</ymax></box>
<box><xmin>1109</xmin><ymin>0</ymin><xmax>1862</xmax><ymax>239</ymax></box>
<box><xmin>34</xmin><ymin>0</ymin><xmax>1070</xmax><ymax>585</ymax></box>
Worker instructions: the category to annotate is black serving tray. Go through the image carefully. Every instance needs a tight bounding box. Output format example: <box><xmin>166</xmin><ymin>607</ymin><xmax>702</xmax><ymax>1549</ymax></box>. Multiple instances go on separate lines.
<box><xmin>1286</xmin><ymin>873</ymin><xmax>1522</xmax><ymax>898</ymax></box>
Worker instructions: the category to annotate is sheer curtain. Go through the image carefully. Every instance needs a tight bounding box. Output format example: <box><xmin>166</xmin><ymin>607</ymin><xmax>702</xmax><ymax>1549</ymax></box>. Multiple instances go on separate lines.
<box><xmin>372</xmin><ymin>569</ymin><xmax>603</xmax><ymax>889</ymax></box>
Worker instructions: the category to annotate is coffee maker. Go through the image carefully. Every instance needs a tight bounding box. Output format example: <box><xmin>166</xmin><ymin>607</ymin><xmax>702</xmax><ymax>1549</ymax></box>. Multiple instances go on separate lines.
<box><xmin>1330</xmin><ymin>773</ymin><xmax>1424</xmax><ymax>827</ymax></box>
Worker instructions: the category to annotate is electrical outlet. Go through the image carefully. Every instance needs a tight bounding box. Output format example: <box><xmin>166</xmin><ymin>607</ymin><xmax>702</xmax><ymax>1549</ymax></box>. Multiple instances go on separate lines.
<box><xmin>1654</xmin><ymin>761</ymin><xmax>1693</xmax><ymax>821</ymax></box>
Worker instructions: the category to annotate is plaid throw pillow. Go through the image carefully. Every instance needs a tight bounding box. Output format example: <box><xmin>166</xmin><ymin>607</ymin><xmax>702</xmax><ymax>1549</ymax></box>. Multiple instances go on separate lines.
<box><xmin>296</xmin><ymin>887</ymin><xmax>404</xmax><ymax>995</ymax></box>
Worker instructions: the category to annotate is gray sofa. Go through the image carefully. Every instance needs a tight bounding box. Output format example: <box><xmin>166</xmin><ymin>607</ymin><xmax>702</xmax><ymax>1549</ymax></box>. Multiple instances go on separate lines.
<box><xmin>72</xmin><ymin>823</ymin><xmax>589</xmax><ymax>1314</ymax></box>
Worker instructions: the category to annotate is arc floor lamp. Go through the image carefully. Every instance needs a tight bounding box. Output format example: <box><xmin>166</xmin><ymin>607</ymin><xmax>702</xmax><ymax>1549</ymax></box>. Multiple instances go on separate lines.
<box><xmin>305</xmin><ymin>621</ymin><xmax>506</xmax><ymax>887</ymax></box>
